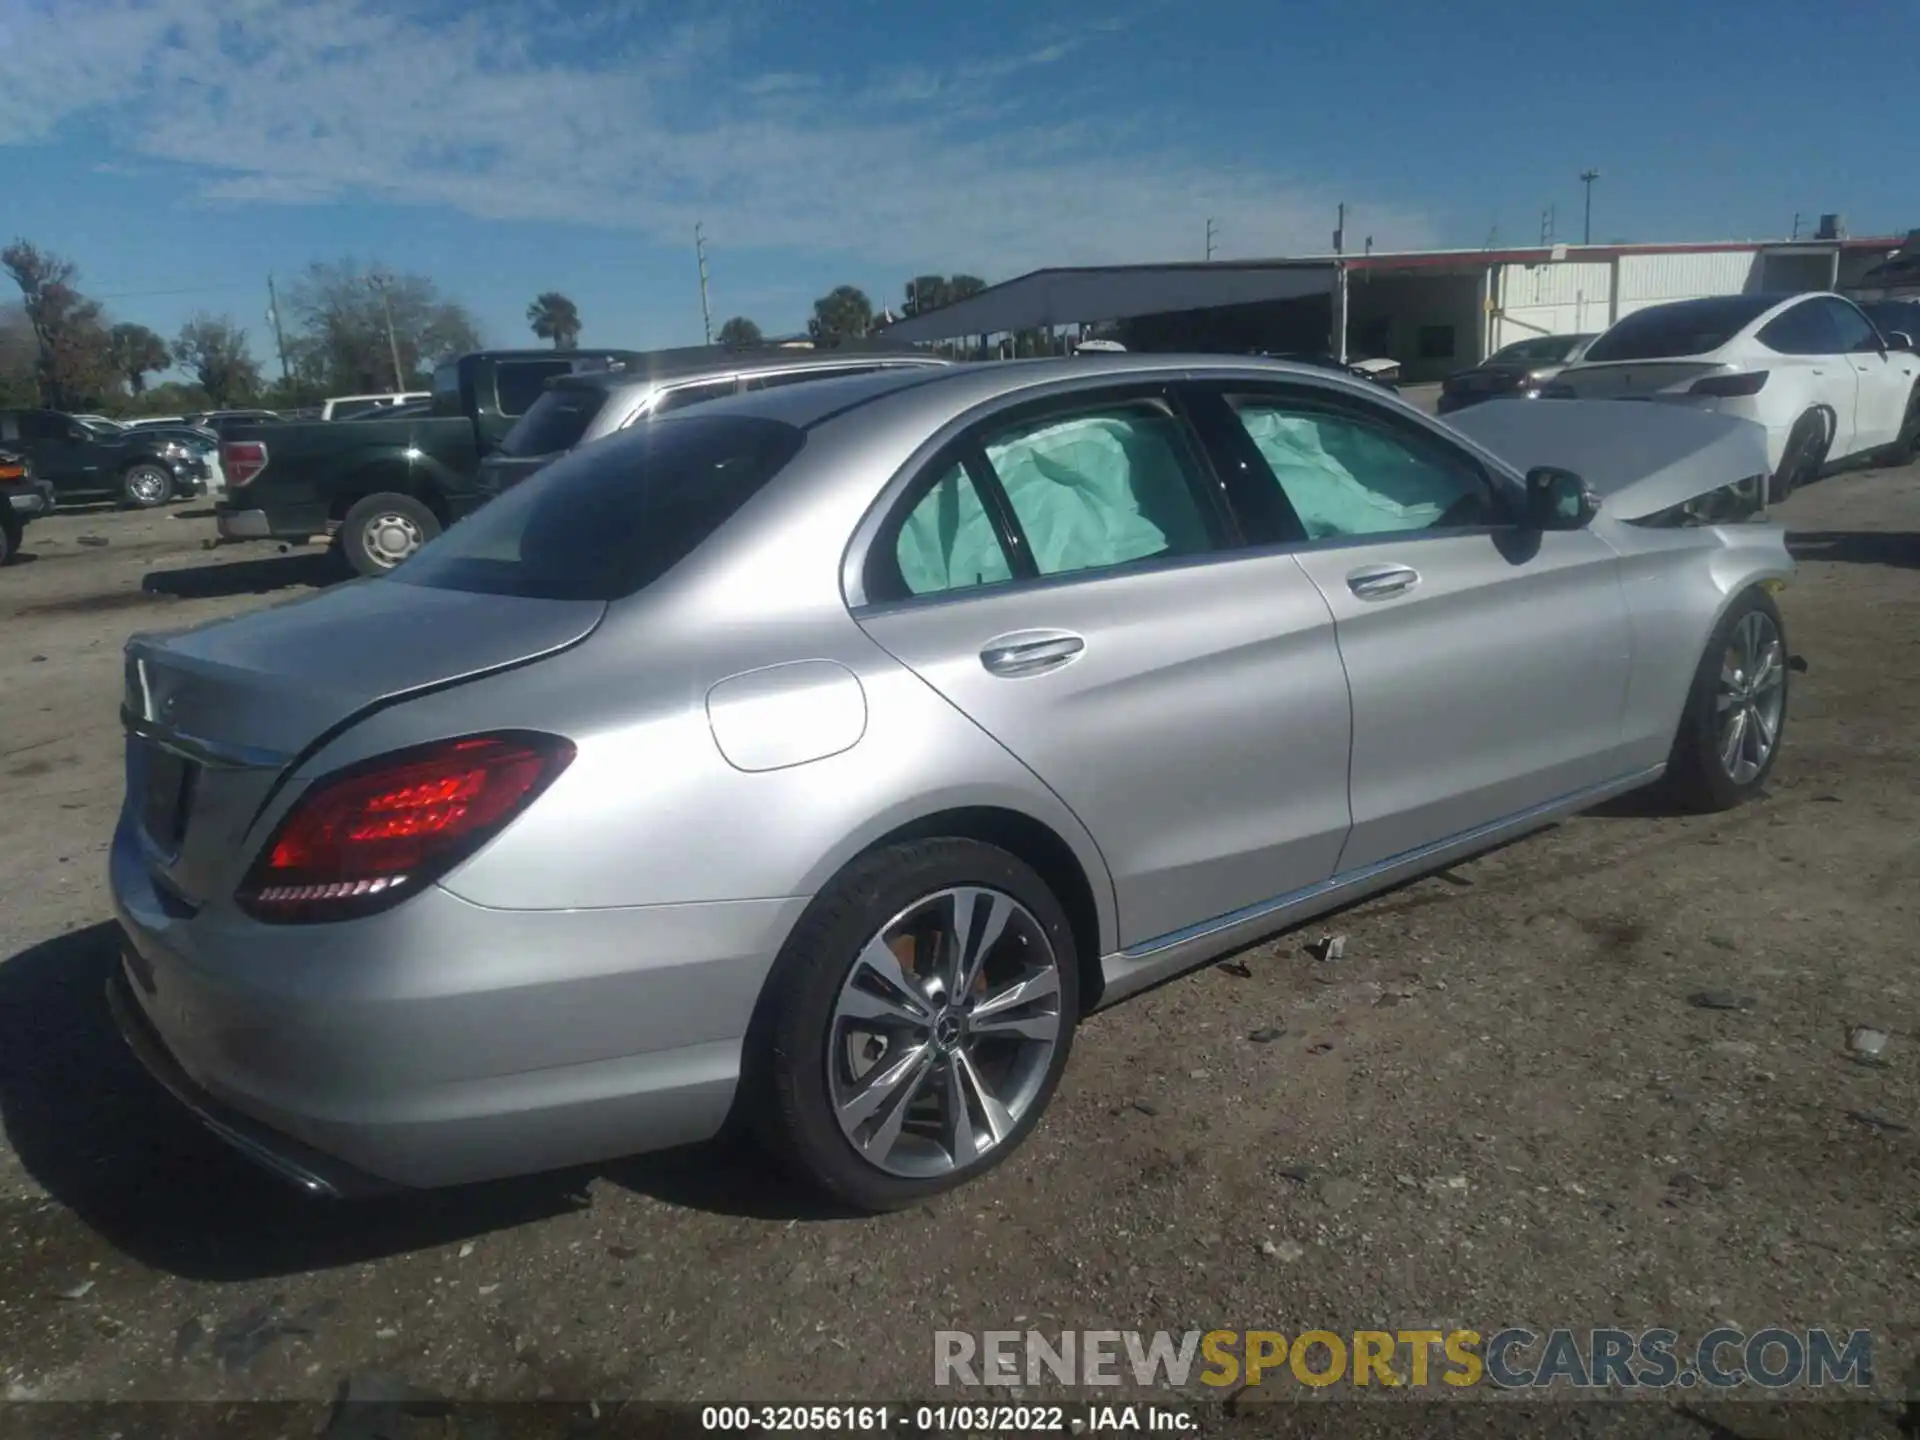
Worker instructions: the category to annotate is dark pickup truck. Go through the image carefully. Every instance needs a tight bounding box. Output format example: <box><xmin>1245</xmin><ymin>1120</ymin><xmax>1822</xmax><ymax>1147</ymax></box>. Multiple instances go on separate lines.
<box><xmin>215</xmin><ymin>349</ymin><xmax>641</xmax><ymax>576</ymax></box>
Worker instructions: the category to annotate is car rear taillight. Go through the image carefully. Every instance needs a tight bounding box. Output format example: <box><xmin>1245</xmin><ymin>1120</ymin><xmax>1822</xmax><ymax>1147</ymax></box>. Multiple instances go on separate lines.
<box><xmin>237</xmin><ymin>732</ymin><xmax>575</xmax><ymax>923</ymax></box>
<box><xmin>0</xmin><ymin>462</ymin><xmax>24</xmax><ymax>481</ymax></box>
<box><xmin>1689</xmin><ymin>371</ymin><xmax>1769</xmax><ymax>397</ymax></box>
<box><xmin>222</xmin><ymin>440</ymin><xmax>269</xmax><ymax>487</ymax></box>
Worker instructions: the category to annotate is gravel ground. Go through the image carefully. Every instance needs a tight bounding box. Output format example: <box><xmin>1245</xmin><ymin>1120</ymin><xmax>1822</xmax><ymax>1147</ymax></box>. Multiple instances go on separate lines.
<box><xmin>0</xmin><ymin>469</ymin><xmax>1916</xmax><ymax>1435</ymax></box>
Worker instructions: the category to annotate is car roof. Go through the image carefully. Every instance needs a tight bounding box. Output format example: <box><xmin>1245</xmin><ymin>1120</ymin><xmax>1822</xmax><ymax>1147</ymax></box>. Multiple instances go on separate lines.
<box><xmin>647</xmin><ymin>352</ymin><xmax>1423</xmax><ymax>435</ymax></box>
<box><xmin>544</xmin><ymin>345</ymin><xmax>950</xmax><ymax>397</ymax></box>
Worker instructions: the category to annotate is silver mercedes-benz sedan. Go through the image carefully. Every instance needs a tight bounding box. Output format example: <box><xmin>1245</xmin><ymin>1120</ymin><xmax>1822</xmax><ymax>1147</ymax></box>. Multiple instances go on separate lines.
<box><xmin>110</xmin><ymin>355</ymin><xmax>1794</xmax><ymax>1211</ymax></box>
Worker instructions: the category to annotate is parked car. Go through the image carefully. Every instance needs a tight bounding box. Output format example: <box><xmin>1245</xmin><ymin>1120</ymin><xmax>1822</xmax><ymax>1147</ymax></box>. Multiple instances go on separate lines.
<box><xmin>77</xmin><ymin>415</ymin><xmax>226</xmax><ymax>499</ymax></box>
<box><xmin>1255</xmin><ymin>351</ymin><xmax>1402</xmax><ymax>390</ymax></box>
<box><xmin>1436</xmin><ymin>333</ymin><xmax>1597</xmax><ymax>415</ymax></box>
<box><xmin>475</xmin><ymin>346</ymin><xmax>951</xmax><ymax>501</ymax></box>
<box><xmin>321</xmin><ymin>392</ymin><xmax>430</xmax><ymax>421</ymax></box>
<box><xmin>113</xmin><ymin>355</ymin><xmax>1792</xmax><ymax>1209</ymax></box>
<box><xmin>0</xmin><ymin>448</ymin><xmax>55</xmax><ymax>564</ymax></box>
<box><xmin>0</xmin><ymin>407</ymin><xmax>210</xmax><ymax>507</ymax></box>
<box><xmin>187</xmin><ymin>408</ymin><xmax>283</xmax><ymax>429</ymax></box>
<box><xmin>215</xmin><ymin>349</ymin><xmax>644</xmax><ymax>576</ymax></box>
<box><xmin>1543</xmin><ymin>293</ymin><xmax>1920</xmax><ymax>500</ymax></box>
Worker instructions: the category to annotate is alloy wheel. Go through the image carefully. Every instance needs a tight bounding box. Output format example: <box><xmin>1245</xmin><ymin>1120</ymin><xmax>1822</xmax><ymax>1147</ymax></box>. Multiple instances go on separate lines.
<box><xmin>828</xmin><ymin>886</ymin><xmax>1064</xmax><ymax>1178</ymax></box>
<box><xmin>1715</xmin><ymin>609</ymin><xmax>1785</xmax><ymax>783</ymax></box>
<box><xmin>128</xmin><ymin>468</ymin><xmax>167</xmax><ymax>504</ymax></box>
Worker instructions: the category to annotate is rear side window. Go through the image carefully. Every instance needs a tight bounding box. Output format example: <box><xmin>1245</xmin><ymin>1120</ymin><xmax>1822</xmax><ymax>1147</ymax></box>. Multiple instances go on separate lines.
<box><xmin>392</xmin><ymin>416</ymin><xmax>806</xmax><ymax>601</ymax></box>
<box><xmin>498</xmin><ymin>387</ymin><xmax>611</xmax><ymax>457</ymax></box>
<box><xmin>493</xmin><ymin>360</ymin><xmax>573</xmax><ymax>417</ymax></box>
<box><xmin>1757</xmin><ymin>301</ymin><xmax>1841</xmax><ymax>356</ymax></box>
<box><xmin>1585</xmin><ymin>297</ymin><xmax>1779</xmax><ymax>362</ymax></box>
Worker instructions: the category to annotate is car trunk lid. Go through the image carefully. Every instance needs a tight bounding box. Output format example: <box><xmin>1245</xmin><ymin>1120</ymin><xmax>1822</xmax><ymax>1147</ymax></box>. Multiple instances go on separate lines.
<box><xmin>123</xmin><ymin>580</ymin><xmax>606</xmax><ymax>904</ymax></box>
<box><xmin>1549</xmin><ymin>360</ymin><xmax>1724</xmax><ymax>399</ymax></box>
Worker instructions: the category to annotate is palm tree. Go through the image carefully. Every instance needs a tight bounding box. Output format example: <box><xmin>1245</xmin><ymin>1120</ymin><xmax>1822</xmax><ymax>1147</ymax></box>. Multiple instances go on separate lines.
<box><xmin>526</xmin><ymin>292</ymin><xmax>582</xmax><ymax>351</ymax></box>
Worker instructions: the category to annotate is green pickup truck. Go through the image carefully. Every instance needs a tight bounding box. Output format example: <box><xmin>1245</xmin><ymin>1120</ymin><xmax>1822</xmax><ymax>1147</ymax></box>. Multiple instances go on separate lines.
<box><xmin>215</xmin><ymin>349</ymin><xmax>641</xmax><ymax>576</ymax></box>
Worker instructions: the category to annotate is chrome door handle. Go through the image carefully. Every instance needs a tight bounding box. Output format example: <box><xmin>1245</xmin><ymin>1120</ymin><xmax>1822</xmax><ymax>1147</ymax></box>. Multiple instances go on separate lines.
<box><xmin>1346</xmin><ymin>564</ymin><xmax>1419</xmax><ymax>600</ymax></box>
<box><xmin>980</xmin><ymin>631</ymin><xmax>1086</xmax><ymax>677</ymax></box>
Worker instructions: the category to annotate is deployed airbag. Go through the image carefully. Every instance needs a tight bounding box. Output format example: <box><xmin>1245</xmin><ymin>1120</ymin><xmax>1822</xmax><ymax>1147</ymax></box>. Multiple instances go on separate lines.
<box><xmin>1236</xmin><ymin>407</ymin><xmax>1444</xmax><ymax>538</ymax></box>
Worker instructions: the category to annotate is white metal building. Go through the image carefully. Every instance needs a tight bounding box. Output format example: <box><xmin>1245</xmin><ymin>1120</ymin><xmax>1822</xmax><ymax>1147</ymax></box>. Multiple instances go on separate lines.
<box><xmin>881</xmin><ymin>235</ymin><xmax>1909</xmax><ymax>382</ymax></box>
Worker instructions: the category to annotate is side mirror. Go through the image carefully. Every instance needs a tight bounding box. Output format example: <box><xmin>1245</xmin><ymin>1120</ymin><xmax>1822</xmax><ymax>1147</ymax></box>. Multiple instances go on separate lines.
<box><xmin>1888</xmin><ymin>330</ymin><xmax>1915</xmax><ymax>353</ymax></box>
<box><xmin>1524</xmin><ymin>466</ymin><xmax>1598</xmax><ymax>530</ymax></box>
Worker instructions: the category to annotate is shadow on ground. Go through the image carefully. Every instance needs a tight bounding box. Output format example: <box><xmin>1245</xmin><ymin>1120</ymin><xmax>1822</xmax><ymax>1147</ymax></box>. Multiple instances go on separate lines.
<box><xmin>143</xmin><ymin>550</ymin><xmax>339</xmax><ymax>600</ymax></box>
<box><xmin>0</xmin><ymin>922</ymin><xmax>846</xmax><ymax>1283</ymax></box>
<box><xmin>1788</xmin><ymin>530</ymin><xmax>1920</xmax><ymax>570</ymax></box>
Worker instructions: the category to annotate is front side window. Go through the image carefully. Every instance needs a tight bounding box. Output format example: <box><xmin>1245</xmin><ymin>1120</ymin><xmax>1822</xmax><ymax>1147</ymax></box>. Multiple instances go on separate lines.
<box><xmin>1758</xmin><ymin>301</ymin><xmax>1841</xmax><ymax>356</ymax></box>
<box><xmin>493</xmin><ymin>360</ymin><xmax>573</xmax><ymax>417</ymax></box>
<box><xmin>976</xmin><ymin>401</ymin><xmax>1218</xmax><ymax>578</ymax></box>
<box><xmin>1226</xmin><ymin>397</ymin><xmax>1495</xmax><ymax>540</ymax></box>
<box><xmin>1821</xmin><ymin>299</ymin><xmax>1880</xmax><ymax>354</ymax></box>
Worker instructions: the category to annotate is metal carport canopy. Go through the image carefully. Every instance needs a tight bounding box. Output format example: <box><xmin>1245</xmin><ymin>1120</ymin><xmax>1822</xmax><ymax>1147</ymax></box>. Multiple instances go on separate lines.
<box><xmin>880</xmin><ymin>260</ymin><xmax>1337</xmax><ymax>342</ymax></box>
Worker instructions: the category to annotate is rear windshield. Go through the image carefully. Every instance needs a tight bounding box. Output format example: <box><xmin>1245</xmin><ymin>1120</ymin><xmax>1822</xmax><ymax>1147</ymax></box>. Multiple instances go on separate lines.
<box><xmin>1488</xmin><ymin>336</ymin><xmax>1582</xmax><ymax>366</ymax></box>
<box><xmin>498</xmin><ymin>386</ymin><xmax>613</xmax><ymax>457</ymax></box>
<box><xmin>392</xmin><ymin>415</ymin><xmax>807</xmax><ymax>601</ymax></box>
<box><xmin>1583</xmin><ymin>297</ymin><xmax>1778</xmax><ymax>362</ymax></box>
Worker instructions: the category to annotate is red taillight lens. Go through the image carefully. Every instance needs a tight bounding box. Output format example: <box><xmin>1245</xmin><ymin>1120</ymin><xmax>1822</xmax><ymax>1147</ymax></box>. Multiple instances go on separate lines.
<box><xmin>237</xmin><ymin>732</ymin><xmax>574</xmax><ymax>922</ymax></box>
<box><xmin>222</xmin><ymin>440</ymin><xmax>269</xmax><ymax>487</ymax></box>
<box><xmin>1689</xmin><ymin>370</ymin><xmax>1768</xmax><ymax>397</ymax></box>
<box><xmin>0</xmin><ymin>462</ymin><xmax>25</xmax><ymax>481</ymax></box>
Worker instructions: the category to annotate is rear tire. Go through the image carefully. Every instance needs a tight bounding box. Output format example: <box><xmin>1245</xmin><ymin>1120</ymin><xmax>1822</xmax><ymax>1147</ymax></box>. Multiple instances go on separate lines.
<box><xmin>752</xmin><ymin>838</ymin><xmax>1080</xmax><ymax>1212</ymax></box>
<box><xmin>340</xmin><ymin>492</ymin><xmax>441</xmax><ymax>577</ymax></box>
<box><xmin>1658</xmin><ymin>588</ymin><xmax>1788</xmax><ymax>813</ymax></box>
<box><xmin>0</xmin><ymin>518</ymin><xmax>19</xmax><ymax>566</ymax></box>
<box><xmin>1767</xmin><ymin>412</ymin><xmax>1827</xmax><ymax>504</ymax></box>
<box><xmin>120</xmin><ymin>463</ymin><xmax>174</xmax><ymax>509</ymax></box>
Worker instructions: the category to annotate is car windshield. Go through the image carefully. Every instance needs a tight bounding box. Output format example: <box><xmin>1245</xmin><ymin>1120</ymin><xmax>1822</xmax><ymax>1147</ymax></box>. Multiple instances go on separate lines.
<box><xmin>499</xmin><ymin>386</ymin><xmax>614</xmax><ymax>457</ymax></box>
<box><xmin>1488</xmin><ymin>337</ymin><xmax>1582</xmax><ymax>366</ymax></box>
<box><xmin>1583</xmin><ymin>297</ymin><xmax>1780</xmax><ymax>362</ymax></box>
<box><xmin>393</xmin><ymin>414</ymin><xmax>807</xmax><ymax>601</ymax></box>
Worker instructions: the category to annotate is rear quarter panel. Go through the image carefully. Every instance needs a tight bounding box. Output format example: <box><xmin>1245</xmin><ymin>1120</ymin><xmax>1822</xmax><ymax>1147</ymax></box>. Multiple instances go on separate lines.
<box><xmin>228</xmin><ymin>416</ymin><xmax>481</xmax><ymax>513</ymax></box>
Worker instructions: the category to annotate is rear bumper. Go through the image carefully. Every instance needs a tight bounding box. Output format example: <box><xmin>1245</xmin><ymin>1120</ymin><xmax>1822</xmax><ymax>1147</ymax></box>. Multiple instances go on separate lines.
<box><xmin>216</xmin><ymin>502</ymin><xmax>328</xmax><ymax>541</ymax></box>
<box><xmin>109</xmin><ymin>809</ymin><xmax>806</xmax><ymax>1191</ymax></box>
<box><xmin>4</xmin><ymin>480</ymin><xmax>54</xmax><ymax>521</ymax></box>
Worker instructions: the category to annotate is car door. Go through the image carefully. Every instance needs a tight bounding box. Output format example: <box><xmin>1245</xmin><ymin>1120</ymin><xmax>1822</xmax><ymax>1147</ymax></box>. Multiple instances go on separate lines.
<box><xmin>1755</xmin><ymin>299</ymin><xmax>1860</xmax><ymax>460</ymax></box>
<box><xmin>851</xmin><ymin>385</ymin><xmax>1354</xmax><ymax>951</ymax></box>
<box><xmin>1196</xmin><ymin>382</ymin><xmax>1634</xmax><ymax>873</ymax></box>
<box><xmin>1827</xmin><ymin>297</ymin><xmax>1916</xmax><ymax>455</ymax></box>
<box><xmin>12</xmin><ymin>410</ymin><xmax>95</xmax><ymax>496</ymax></box>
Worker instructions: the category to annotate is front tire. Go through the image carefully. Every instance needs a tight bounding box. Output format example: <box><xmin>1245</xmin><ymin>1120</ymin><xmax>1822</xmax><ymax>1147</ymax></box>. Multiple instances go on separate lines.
<box><xmin>120</xmin><ymin>463</ymin><xmax>174</xmax><ymax>509</ymax></box>
<box><xmin>755</xmin><ymin>839</ymin><xmax>1080</xmax><ymax>1212</ymax></box>
<box><xmin>340</xmin><ymin>492</ymin><xmax>441</xmax><ymax>576</ymax></box>
<box><xmin>1659</xmin><ymin>588</ymin><xmax>1789</xmax><ymax>813</ymax></box>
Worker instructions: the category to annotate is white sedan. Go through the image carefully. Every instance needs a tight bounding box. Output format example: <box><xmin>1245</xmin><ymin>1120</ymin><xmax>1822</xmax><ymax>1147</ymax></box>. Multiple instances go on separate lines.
<box><xmin>1546</xmin><ymin>292</ymin><xmax>1920</xmax><ymax>500</ymax></box>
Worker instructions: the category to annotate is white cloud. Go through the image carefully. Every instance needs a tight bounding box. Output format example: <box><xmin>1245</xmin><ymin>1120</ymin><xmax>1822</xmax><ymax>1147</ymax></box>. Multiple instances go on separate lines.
<box><xmin>0</xmin><ymin>0</ymin><xmax>1434</xmax><ymax>280</ymax></box>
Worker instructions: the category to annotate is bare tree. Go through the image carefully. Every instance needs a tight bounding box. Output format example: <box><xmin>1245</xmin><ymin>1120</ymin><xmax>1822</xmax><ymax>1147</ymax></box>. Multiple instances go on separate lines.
<box><xmin>285</xmin><ymin>261</ymin><xmax>483</xmax><ymax>392</ymax></box>
<box><xmin>109</xmin><ymin>322</ymin><xmax>172</xmax><ymax>395</ymax></box>
<box><xmin>1</xmin><ymin>240</ymin><xmax>115</xmax><ymax>407</ymax></box>
<box><xmin>174</xmin><ymin>315</ymin><xmax>263</xmax><ymax>407</ymax></box>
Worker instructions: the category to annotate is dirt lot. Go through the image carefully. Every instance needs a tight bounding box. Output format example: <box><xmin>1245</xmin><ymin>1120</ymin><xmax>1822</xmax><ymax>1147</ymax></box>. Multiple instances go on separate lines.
<box><xmin>0</xmin><ymin>472</ymin><xmax>1916</xmax><ymax>1432</ymax></box>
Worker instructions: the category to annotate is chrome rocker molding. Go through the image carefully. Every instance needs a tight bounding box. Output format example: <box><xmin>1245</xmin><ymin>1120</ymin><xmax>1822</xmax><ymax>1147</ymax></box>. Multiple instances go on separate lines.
<box><xmin>1094</xmin><ymin>764</ymin><xmax>1665</xmax><ymax>1007</ymax></box>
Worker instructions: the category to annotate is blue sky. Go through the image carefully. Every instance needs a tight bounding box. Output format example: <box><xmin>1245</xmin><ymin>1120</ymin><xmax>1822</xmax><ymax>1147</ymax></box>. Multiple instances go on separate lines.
<box><xmin>2</xmin><ymin>0</ymin><xmax>1915</xmax><ymax>377</ymax></box>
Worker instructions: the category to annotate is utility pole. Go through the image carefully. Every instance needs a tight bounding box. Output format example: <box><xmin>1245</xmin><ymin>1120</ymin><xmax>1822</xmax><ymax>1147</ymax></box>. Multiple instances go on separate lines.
<box><xmin>365</xmin><ymin>270</ymin><xmax>405</xmax><ymax>392</ymax></box>
<box><xmin>265</xmin><ymin>273</ymin><xmax>291</xmax><ymax>387</ymax></box>
<box><xmin>1791</xmin><ymin>212</ymin><xmax>1803</xmax><ymax>240</ymax></box>
<box><xmin>1579</xmin><ymin>169</ymin><xmax>1601</xmax><ymax>245</ymax></box>
<box><xmin>1333</xmin><ymin>202</ymin><xmax>1346</xmax><ymax>255</ymax></box>
<box><xmin>695</xmin><ymin>222</ymin><xmax>713</xmax><ymax>345</ymax></box>
<box><xmin>1540</xmin><ymin>205</ymin><xmax>1556</xmax><ymax>245</ymax></box>
<box><xmin>1205</xmin><ymin>218</ymin><xmax>1218</xmax><ymax>262</ymax></box>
